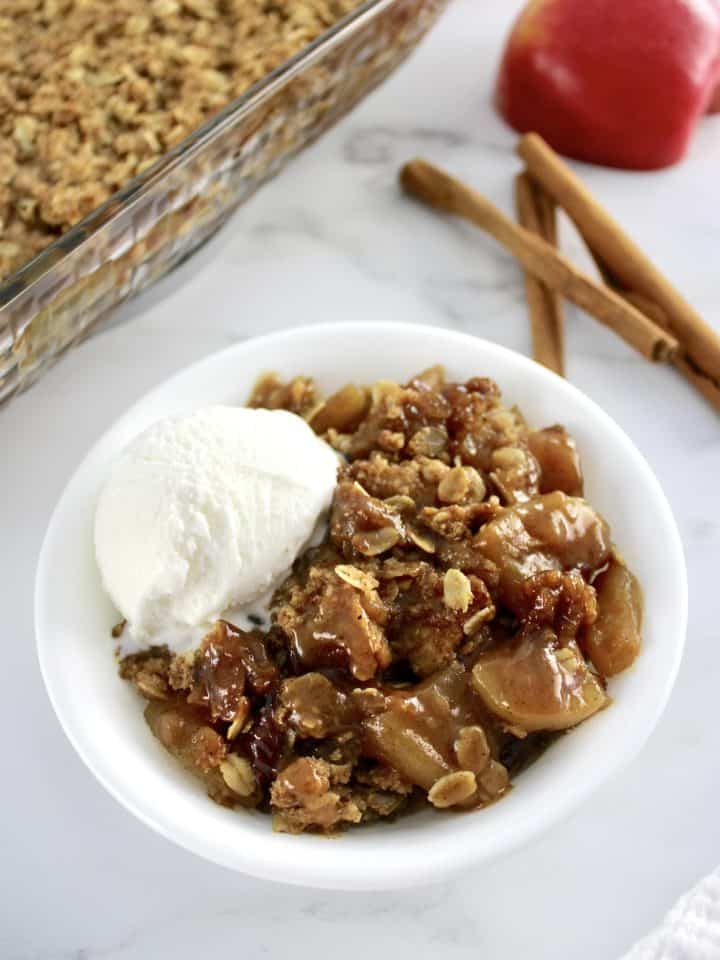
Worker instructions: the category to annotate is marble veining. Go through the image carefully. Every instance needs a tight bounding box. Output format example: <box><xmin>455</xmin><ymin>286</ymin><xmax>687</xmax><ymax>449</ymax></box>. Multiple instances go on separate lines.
<box><xmin>3</xmin><ymin>0</ymin><xmax>720</xmax><ymax>957</ymax></box>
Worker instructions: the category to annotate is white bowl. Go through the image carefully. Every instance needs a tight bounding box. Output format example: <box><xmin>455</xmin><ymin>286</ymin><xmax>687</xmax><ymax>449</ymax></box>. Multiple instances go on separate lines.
<box><xmin>36</xmin><ymin>322</ymin><xmax>687</xmax><ymax>890</ymax></box>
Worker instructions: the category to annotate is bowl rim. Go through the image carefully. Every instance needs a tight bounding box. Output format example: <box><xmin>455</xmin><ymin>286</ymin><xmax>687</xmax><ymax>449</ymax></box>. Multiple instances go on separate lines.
<box><xmin>35</xmin><ymin>321</ymin><xmax>688</xmax><ymax>889</ymax></box>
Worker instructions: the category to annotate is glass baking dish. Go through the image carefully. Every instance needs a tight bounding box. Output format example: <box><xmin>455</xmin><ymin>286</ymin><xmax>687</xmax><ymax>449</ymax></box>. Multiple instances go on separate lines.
<box><xmin>0</xmin><ymin>0</ymin><xmax>448</xmax><ymax>405</ymax></box>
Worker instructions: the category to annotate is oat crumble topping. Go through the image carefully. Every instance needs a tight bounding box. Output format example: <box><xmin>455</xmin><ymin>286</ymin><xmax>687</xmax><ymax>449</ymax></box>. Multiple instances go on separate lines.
<box><xmin>119</xmin><ymin>367</ymin><xmax>642</xmax><ymax>834</ymax></box>
<box><xmin>0</xmin><ymin>0</ymin><xmax>360</xmax><ymax>279</ymax></box>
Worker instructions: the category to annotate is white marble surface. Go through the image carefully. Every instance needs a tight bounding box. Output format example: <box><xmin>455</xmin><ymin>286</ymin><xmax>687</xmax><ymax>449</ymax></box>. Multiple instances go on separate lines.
<box><xmin>3</xmin><ymin>0</ymin><xmax>720</xmax><ymax>956</ymax></box>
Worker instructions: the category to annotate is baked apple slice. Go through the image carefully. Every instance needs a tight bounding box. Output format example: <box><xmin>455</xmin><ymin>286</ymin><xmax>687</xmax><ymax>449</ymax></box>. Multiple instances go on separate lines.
<box><xmin>582</xmin><ymin>559</ymin><xmax>642</xmax><ymax>677</ymax></box>
<box><xmin>472</xmin><ymin>627</ymin><xmax>607</xmax><ymax>732</ymax></box>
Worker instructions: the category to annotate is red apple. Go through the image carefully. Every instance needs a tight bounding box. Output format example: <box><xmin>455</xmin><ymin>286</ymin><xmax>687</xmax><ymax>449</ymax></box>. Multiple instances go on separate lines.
<box><xmin>496</xmin><ymin>0</ymin><xmax>720</xmax><ymax>170</ymax></box>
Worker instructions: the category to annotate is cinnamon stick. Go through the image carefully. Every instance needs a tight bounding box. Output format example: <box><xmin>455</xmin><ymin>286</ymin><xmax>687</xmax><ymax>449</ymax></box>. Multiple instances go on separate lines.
<box><xmin>586</xmin><ymin>247</ymin><xmax>720</xmax><ymax>410</ymax></box>
<box><xmin>400</xmin><ymin>158</ymin><xmax>677</xmax><ymax>362</ymax></box>
<box><xmin>515</xmin><ymin>172</ymin><xmax>565</xmax><ymax>375</ymax></box>
<box><xmin>533</xmin><ymin>180</ymin><xmax>558</xmax><ymax>247</ymax></box>
<box><xmin>670</xmin><ymin>353</ymin><xmax>720</xmax><ymax>410</ymax></box>
<box><xmin>517</xmin><ymin>133</ymin><xmax>720</xmax><ymax>390</ymax></box>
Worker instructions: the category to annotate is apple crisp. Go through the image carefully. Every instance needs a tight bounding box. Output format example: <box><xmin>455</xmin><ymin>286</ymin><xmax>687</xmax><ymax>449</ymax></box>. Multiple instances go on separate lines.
<box><xmin>0</xmin><ymin>0</ymin><xmax>360</xmax><ymax>280</ymax></box>
<box><xmin>120</xmin><ymin>367</ymin><xmax>642</xmax><ymax>833</ymax></box>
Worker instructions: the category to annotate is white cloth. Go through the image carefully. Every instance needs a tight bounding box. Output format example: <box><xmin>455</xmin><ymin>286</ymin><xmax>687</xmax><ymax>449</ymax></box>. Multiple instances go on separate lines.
<box><xmin>624</xmin><ymin>868</ymin><xmax>720</xmax><ymax>959</ymax></box>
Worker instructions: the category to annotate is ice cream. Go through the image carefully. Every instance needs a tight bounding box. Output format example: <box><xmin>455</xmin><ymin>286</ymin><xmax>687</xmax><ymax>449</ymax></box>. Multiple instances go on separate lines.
<box><xmin>94</xmin><ymin>405</ymin><xmax>338</xmax><ymax>646</ymax></box>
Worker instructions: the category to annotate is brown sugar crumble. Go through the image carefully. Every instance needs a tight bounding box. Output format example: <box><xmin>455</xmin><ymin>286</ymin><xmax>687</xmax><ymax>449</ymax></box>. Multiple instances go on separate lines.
<box><xmin>120</xmin><ymin>366</ymin><xmax>643</xmax><ymax>834</ymax></box>
<box><xmin>0</xmin><ymin>0</ymin><xmax>360</xmax><ymax>280</ymax></box>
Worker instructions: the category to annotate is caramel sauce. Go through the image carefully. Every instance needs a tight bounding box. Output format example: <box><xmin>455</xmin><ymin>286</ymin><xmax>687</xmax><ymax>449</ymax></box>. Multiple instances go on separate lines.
<box><xmin>285</xmin><ymin>585</ymin><xmax>388</xmax><ymax>682</ymax></box>
<box><xmin>190</xmin><ymin>621</ymin><xmax>278</xmax><ymax>721</ymax></box>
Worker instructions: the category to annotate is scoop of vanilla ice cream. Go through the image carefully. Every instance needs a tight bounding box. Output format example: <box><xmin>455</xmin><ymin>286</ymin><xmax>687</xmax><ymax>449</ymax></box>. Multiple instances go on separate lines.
<box><xmin>94</xmin><ymin>405</ymin><xmax>338</xmax><ymax>641</ymax></box>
